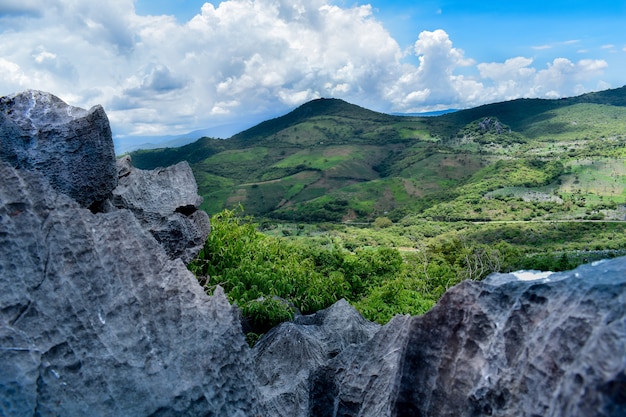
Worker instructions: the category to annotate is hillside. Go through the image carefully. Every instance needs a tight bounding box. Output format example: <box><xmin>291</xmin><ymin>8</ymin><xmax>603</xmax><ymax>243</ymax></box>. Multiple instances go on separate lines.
<box><xmin>131</xmin><ymin>86</ymin><xmax>626</xmax><ymax>223</ymax></box>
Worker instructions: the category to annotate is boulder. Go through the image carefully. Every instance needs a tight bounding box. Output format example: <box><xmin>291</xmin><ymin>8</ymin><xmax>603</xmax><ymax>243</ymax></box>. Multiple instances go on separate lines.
<box><xmin>0</xmin><ymin>160</ymin><xmax>259</xmax><ymax>417</ymax></box>
<box><xmin>287</xmin><ymin>259</ymin><xmax>626</xmax><ymax>417</ymax></box>
<box><xmin>0</xmin><ymin>90</ymin><xmax>117</xmax><ymax>208</ymax></box>
<box><xmin>253</xmin><ymin>299</ymin><xmax>380</xmax><ymax>416</ymax></box>
<box><xmin>0</xmin><ymin>91</ymin><xmax>256</xmax><ymax>416</ymax></box>
<box><xmin>112</xmin><ymin>155</ymin><xmax>211</xmax><ymax>263</ymax></box>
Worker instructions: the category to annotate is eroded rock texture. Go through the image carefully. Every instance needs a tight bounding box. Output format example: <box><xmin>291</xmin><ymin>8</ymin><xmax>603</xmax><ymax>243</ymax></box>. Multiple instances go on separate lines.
<box><xmin>0</xmin><ymin>90</ymin><xmax>117</xmax><ymax>208</ymax></box>
<box><xmin>112</xmin><ymin>155</ymin><xmax>211</xmax><ymax>263</ymax></box>
<box><xmin>0</xmin><ymin>93</ymin><xmax>257</xmax><ymax>416</ymax></box>
<box><xmin>393</xmin><ymin>264</ymin><xmax>626</xmax><ymax>417</ymax></box>
<box><xmin>258</xmin><ymin>260</ymin><xmax>626</xmax><ymax>417</ymax></box>
<box><xmin>253</xmin><ymin>299</ymin><xmax>380</xmax><ymax>416</ymax></box>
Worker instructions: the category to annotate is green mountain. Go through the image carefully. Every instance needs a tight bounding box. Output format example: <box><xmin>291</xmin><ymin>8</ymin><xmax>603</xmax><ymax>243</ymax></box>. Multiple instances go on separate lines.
<box><xmin>131</xmin><ymin>86</ymin><xmax>626</xmax><ymax>223</ymax></box>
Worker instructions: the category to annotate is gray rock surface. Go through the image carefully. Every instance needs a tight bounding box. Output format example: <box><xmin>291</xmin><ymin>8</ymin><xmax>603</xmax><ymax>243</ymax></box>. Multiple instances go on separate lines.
<box><xmin>392</xmin><ymin>261</ymin><xmax>626</xmax><ymax>417</ymax></box>
<box><xmin>257</xmin><ymin>258</ymin><xmax>626</xmax><ymax>417</ymax></box>
<box><xmin>0</xmin><ymin>92</ymin><xmax>257</xmax><ymax>416</ymax></box>
<box><xmin>0</xmin><ymin>160</ymin><xmax>259</xmax><ymax>417</ymax></box>
<box><xmin>308</xmin><ymin>314</ymin><xmax>412</xmax><ymax>417</ymax></box>
<box><xmin>0</xmin><ymin>90</ymin><xmax>117</xmax><ymax>208</ymax></box>
<box><xmin>253</xmin><ymin>299</ymin><xmax>380</xmax><ymax>416</ymax></box>
<box><xmin>112</xmin><ymin>155</ymin><xmax>210</xmax><ymax>263</ymax></box>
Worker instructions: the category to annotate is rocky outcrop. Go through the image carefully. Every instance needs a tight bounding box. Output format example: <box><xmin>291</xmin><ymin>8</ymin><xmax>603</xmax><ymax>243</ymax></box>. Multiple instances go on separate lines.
<box><xmin>0</xmin><ymin>90</ymin><xmax>117</xmax><ymax>208</ymax></box>
<box><xmin>112</xmin><ymin>155</ymin><xmax>210</xmax><ymax>263</ymax></box>
<box><xmin>0</xmin><ymin>91</ymin><xmax>210</xmax><ymax>263</ymax></box>
<box><xmin>258</xmin><ymin>259</ymin><xmax>626</xmax><ymax>417</ymax></box>
<box><xmin>0</xmin><ymin>92</ymin><xmax>257</xmax><ymax>416</ymax></box>
<box><xmin>391</xmin><ymin>263</ymin><xmax>626</xmax><ymax>417</ymax></box>
<box><xmin>252</xmin><ymin>299</ymin><xmax>380</xmax><ymax>416</ymax></box>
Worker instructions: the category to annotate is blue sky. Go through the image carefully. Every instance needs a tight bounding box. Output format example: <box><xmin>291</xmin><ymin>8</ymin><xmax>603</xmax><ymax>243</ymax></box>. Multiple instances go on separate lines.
<box><xmin>1</xmin><ymin>0</ymin><xmax>624</xmax><ymax>151</ymax></box>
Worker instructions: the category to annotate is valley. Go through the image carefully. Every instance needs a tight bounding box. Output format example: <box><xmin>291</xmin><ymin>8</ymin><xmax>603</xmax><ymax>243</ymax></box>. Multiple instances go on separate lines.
<box><xmin>131</xmin><ymin>86</ymin><xmax>626</xmax><ymax>334</ymax></box>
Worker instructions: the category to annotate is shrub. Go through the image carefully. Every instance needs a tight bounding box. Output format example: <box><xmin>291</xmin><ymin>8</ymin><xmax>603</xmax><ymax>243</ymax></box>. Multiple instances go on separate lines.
<box><xmin>373</xmin><ymin>216</ymin><xmax>393</xmax><ymax>228</ymax></box>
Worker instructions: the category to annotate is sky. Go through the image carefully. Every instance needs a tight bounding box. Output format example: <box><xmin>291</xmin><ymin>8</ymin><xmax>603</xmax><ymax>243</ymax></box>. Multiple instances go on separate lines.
<box><xmin>1</xmin><ymin>0</ymin><xmax>625</xmax><ymax>148</ymax></box>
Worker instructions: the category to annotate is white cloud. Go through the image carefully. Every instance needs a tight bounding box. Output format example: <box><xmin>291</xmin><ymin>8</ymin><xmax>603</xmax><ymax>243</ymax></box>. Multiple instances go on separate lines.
<box><xmin>0</xmin><ymin>0</ymin><xmax>615</xmax><ymax>145</ymax></box>
<box><xmin>383</xmin><ymin>30</ymin><xmax>478</xmax><ymax>111</ymax></box>
<box><xmin>533</xmin><ymin>58</ymin><xmax>608</xmax><ymax>96</ymax></box>
<box><xmin>0</xmin><ymin>58</ymin><xmax>30</xmax><ymax>87</ymax></box>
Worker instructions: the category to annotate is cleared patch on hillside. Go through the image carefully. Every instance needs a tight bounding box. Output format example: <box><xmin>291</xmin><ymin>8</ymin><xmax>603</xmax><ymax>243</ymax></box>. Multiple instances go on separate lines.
<box><xmin>561</xmin><ymin>158</ymin><xmax>626</xmax><ymax>201</ymax></box>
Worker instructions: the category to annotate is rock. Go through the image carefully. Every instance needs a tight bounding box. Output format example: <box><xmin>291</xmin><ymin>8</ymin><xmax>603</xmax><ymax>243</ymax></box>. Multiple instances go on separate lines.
<box><xmin>0</xmin><ymin>90</ymin><xmax>209</xmax><ymax>263</ymax></box>
<box><xmin>253</xmin><ymin>299</ymin><xmax>380</xmax><ymax>416</ymax></box>
<box><xmin>0</xmin><ymin>90</ymin><xmax>117</xmax><ymax>208</ymax></box>
<box><xmin>308</xmin><ymin>314</ymin><xmax>412</xmax><ymax>417</ymax></box>
<box><xmin>0</xmin><ymin>160</ymin><xmax>259</xmax><ymax>417</ymax></box>
<box><xmin>395</xmin><ymin>261</ymin><xmax>626</xmax><ymax>417</ymax></box>
<box><xmin>0</xmin><ymin>92</ymin><xmax>256</xmax><ymax>416</ymax></box>
<box><xmin>111</xmin><ymin>156</ymin><xmax>211</xmax><ymax>263</ymax></box>
<box><xmin>297</xmin><ymin>258</ymin><xmax>626</xmax><ymax>417</ymax></box>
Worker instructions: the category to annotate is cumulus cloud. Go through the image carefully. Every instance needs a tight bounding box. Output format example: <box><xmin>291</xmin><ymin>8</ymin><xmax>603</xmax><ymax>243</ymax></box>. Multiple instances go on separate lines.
<box><xmin>0</xmin><ymin>0</ymin><xmax>613</xmax><ymax>144</ymax></box>
<box><xmin>382</xmin><ymin>29</ymin><xmax>480</xmax><ymax>111</ymax></box>
<box><xmin>533</xmin><ymin>58</ymin><xmax>608</xmax><ymax>97</ymax></box>
<box><xmin>476</xmin><ymin>56</ymin><xmax>607</xmax><ymax>101</ymax></box>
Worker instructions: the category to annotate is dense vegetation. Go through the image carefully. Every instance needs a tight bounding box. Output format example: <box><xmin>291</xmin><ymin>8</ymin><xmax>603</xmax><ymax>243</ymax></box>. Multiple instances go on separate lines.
<box><xmin>135</xmin><ymin>86</ymin><xmax>626</xmax><ymax>342</ymax></box>
<box><xmin>190</xmin><ymin>207</ymin><xmax>626</xmax><ymax>344</ymax></box>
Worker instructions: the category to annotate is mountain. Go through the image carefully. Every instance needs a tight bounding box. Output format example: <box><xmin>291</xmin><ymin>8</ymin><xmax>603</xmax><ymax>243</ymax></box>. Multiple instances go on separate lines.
<box><xmin>113</xmin><ymin>124</ymin><xmax>243</xmax><ymax>155</ymax></box>
<box><xmin>130</xmin><ymin>86</ymin><xmax>626</xmax><ymax>223</ymax></box>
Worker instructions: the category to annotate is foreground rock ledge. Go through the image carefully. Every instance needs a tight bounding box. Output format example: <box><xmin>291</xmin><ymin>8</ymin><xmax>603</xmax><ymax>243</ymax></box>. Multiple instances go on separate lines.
<box><xmin>257</xmin><ymin>259</ymin><xmax>626</xmax><ymax>417</ymax></box>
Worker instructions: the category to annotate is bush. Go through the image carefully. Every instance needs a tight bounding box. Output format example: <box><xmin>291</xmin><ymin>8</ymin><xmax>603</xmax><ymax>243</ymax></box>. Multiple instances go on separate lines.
<box><xmin>373</xmin><ymin>216</ymin><xmax>393</xmax><ymax>228</ymax></box>
<box><xmin>189</xmin><ymin>208</ymin><xmax>353</xmax><ymax>342</ymax></box>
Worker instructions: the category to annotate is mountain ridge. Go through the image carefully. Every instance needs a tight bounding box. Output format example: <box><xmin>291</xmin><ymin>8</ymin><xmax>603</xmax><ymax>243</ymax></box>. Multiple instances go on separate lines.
<box><xmin>130</xmin><ymin>85</ymin><xmax>626</xmax><ymax>222</ymax></box>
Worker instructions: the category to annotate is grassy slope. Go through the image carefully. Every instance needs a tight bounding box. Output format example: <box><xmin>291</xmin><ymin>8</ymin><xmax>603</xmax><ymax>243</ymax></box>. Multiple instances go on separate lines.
<box><xmin>131</xmin><ymin>86</ymin><xmax>626</xmax><ymax>221</ymax></box>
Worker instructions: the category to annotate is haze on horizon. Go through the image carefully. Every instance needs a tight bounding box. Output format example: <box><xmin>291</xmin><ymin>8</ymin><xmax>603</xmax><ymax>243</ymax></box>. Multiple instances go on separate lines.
<box><xmin>1</xmin><ymin>0</ymin><xmax>624</xmax><ymax>148</ymax></box>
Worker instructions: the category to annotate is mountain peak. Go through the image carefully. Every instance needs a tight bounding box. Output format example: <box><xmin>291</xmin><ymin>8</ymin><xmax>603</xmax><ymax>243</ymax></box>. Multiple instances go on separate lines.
<box><xmin>231</xmin><ymin>97</ymin><xmax>395</xmax><ymax>142</ymax></box>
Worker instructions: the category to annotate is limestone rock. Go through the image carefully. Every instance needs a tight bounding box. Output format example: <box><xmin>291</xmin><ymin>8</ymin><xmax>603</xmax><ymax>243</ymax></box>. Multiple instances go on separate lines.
<box><xmin>111</xmin><ymin>156</ymin><xmax>210</xmax><ymax>263</ymax></box>
<box><xmin>253</xmin><ymin>299</ymin><xmax>380</xmax><ymax>416</ymax></box>
<box><xmin>308</xmin><ymin>314</ymin><xmax>412</xmax><ymax>417</ymax></box>
<box><xmin>392</xmin><ymin>261</ymin><xmax>626</xmax><ymax>417</ymax></box>
<box><xmin>0</xmin><ymin>90</ymin><xmax>117</xmax><ymax>208</ymax></box>
<box><xmin>298</xmin><ymin>258</ymin><xmax>626</xmax><ymax>417</ymax></box>
<box><xmin>0</xmin><ymin>161</ymin><xmax>259</xmax><ymax>417</ymax></box>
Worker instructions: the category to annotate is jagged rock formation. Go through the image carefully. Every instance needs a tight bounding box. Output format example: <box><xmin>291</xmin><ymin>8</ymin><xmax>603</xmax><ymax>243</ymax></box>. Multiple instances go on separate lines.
<box><xmin>112</xmin><ymin>155</ymin><xmax>210</xmax><ymax>263</ymax></box>
<box><xmin>258</xmin><ymin>259</ymin><xmax>626</xmax><ymax>417</ymax></box>
<box><xmin>392</xmin><ymin>264</ymin><xmax>626</xmax><ymax>417</ymax></box>
<box><xmin>0</xmin><ymin>92</ymin><xmax>257</xmax><ymax>416</ymax></box>
<box><xmin>252</xmin><ymin>299</ymin><xmax>380</xmax><ymax>416</ymax></box>
<box><xmin>0</xmin><ymin>90</ymin><xmax>117</xmax><ymax>208</ymax></box>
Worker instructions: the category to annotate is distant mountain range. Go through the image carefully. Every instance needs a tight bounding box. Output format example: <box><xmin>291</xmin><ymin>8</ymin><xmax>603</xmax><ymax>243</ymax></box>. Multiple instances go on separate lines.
<box><xmin>115</xmin><ymin>108</ymin><xmax>459</xmax><ymax>154</ymax></box>
<box><xmin>114</xmin><ymin>125</ymin><xmax>237</xmax><ymax>155</ymax></box>
<box><xmin>130</xmin><ymin>86</ymin><xmax>626</xmax><ymax>223</ymax></box>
